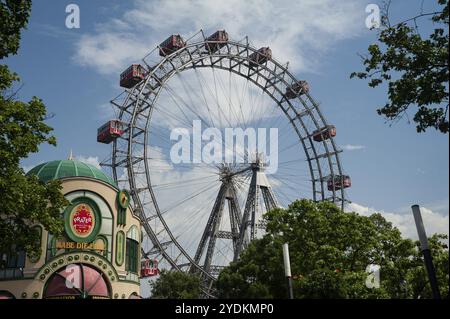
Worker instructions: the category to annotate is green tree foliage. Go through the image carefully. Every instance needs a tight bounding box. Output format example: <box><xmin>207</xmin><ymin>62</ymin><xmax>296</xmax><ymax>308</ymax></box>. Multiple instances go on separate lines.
<box><xmin>0</xmin><ymin>0</ymin><xmax>68</xmax><ymax>262</ymax></box>
<box><xmin>407</xmin><ymin>234</ymin><xmax>449</xmax><ymax>298</ymax></box>
<box><xmin>351</xmin><ymin>0</ymin><xmax>449</xmax><ymax>133</ymax></box>
<box><xmin>150</xmin><ymin>270</ymin><xmax>202</xmax><ymax>299</ymax></box>
<box><xmin>0</xmin><ymin>0</ymin><xmax>32</xmax><ymax>59</ymax></box>
<box><xmin>215</xmin><ymin>200</ymin><xmax>449</xmax><ymax>299</ymax></box>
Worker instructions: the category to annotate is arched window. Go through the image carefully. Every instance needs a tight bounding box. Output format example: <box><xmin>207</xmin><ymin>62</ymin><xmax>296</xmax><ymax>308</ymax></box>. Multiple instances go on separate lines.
<box><xmin>125</xmin><ymin>239</ymin><xmax>139</xmax><ymax>273</ymax></box>
<box><xmin>0</xmin><ymin>245</ymin><xmax>25</xmax><ymax>280</ymax></box>
<box><xmin>43</xmin><ymin>264</ymin><xmax>111</xmax><ymax>299</ymax></box>
<box><xmin>94</xmin><ymin>236</ymin><xmax>108</xmax><ymax>258</ymax></box>
<box><xmin>129</xmin><ymin>292</ymin><xmax>141</xmax><ymax>299</ymax></box>
<box><xmin>0</xmin><ymin>290</ymin><xmax>15</xmax><ymax>299</ymax></box>
<box><xmin>125</xmin><ymin>226</ymin><xmax>139</xmax><ymax>274</ymax></box>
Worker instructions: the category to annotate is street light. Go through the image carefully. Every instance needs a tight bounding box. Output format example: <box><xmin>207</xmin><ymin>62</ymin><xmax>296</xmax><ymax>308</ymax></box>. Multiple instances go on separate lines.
<box><xmin>411</xmin><ymin>205</ymin><xmax>441</xmax><ymax>299</ymax></box>
<box><xmin>282</xmin><ymin>243</ymin><xmax>294</xmax><ymax>299</ymax></box>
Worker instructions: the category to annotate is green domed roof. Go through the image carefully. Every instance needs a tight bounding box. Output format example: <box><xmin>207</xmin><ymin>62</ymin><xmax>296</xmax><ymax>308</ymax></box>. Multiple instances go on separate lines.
<box><xmin>26</xmin><ymin>160</ymin><xmax>117</xmax><ymax>188</ymax></box>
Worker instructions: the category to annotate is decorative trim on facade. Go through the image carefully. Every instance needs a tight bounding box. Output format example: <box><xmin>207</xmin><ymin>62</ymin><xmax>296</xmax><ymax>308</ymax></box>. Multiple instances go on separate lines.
<box><xmin>34</xmin><ymin>251</ymin><xmax>119</xmax><ymax>285</ymax></box>
<box><xmin>115</xmin><ymin>231</ymin><xmax>125</xmax><ymax>266</ymax></box>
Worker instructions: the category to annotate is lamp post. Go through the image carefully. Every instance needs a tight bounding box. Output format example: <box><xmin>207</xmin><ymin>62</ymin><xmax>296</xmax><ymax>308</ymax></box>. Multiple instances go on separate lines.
<box><xmin>282</xmin><ymin>243</ymin><xmax>294</xmax><ymax>299</ymax></box>
<box><xmin>411</xmin><ymin>205</ymin><xmax>441</xmax><ymax>299</ymax></box>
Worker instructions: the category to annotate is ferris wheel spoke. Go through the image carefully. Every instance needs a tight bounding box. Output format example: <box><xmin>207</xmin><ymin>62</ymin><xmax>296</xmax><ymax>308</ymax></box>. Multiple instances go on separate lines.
<box><xmin>152</xmin><ymin>174</ymin><xmax>219</xmax><ymax>190</ymax></box>
<box><xmin>176</xmin><ymin>68</ymin><xmax>237</xmax><ymax>133</ymax></box>
<box><xmin>176</xmin><ymin>196</ymin><xmax>217</xmax><ymax>236</ymax></box>
<box><xmin>210</xmin><ymin>68</ymin><xmax>225</xmax><ymax>129</ymax></box>
<box><xmin>221</xmin><ymin>70</ymin><xmax>249</xmax><ymax>129</ymax></box>
<box><xmin>153</xmin><ymin>180</ymin><xmax>218</xmax><ymax>193</ymax></box>
<box><xmin>273</xmin><ymin>179</ymin><xmax>311</xmax><ymax>194</ymax></box>
<box><xmin>212</xmin><ymin>68</ymin><xmax>248</xmax><ymax>131</ymax></box>
<box><xmin>152</xmin><ymin>103</ymin><xmax>195</xmax><ymax>129</ymax></box>
<box><xmin>193</xmin><ymin>70</ymin><xmax>251</xmax><ymax>160</ymax></box>
<box><xmin>277</xmin><ymin>157</ymin><xmax>307</xmax><ymax>165</ymax></box>
<box><xmin>173</xmin><ymin>191</ymin><xmax>219</xmax><ymax>253</ymax></box>
<box><xmin>163</xmin><ymin>82</ymin><xmax>211</xmax><ymax>127</ymax></box>
<box><xmin>159</xmin><ymin>179</ymin><xmax>220</xmax><ymax>215</ymax></box>
<box><xmin>269</xmin><ymin>175</ymin><xmax>306</xmax><ymax>198</ymax></box>
<box><xmin>201</xmin><ymin>68</ymin><xmax>246</xmax><ymax>132</ymax></box>
<box><xmin>236</xmin><ymin>75</ymin><xmax>251</xmax><ymax>129</ymax></box>
<box><xmin>193</xmin><ymin>69</ymin><xmax>218</xmax><ymax>129</ymax></box>
<box><xmin>229</xmin><ymin>71</ymin><xmax>248</xmax><ymax>129</ymax></box>
<box><xmin>251</xmin><ymin>86</ymin><xmax>272</xmax><ymax>129</ymax></box>
<box><xmin>264</xmin><ymin>180</ymin><xmax>293</xmax><ymax>205</ymax></box>
<box><xmin>194</xmin><ymin>69</ymin><xmax>247</xmax><ymax>155</ymax></box>
<box><xmin>165</xmin><ymin>72</ymin><xmax>248</xmax><ymax>161</ymax></box>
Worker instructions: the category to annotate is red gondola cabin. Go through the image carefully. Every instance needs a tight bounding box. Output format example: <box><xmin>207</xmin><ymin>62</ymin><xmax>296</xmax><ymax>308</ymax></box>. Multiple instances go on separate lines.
<box><xmin>159</xmin><ymin>35</ymin><xmax>186</xmax><ymax>57</ymax></box>
<box><xmin>205</xmin><ymin>30</ymin><xmax>229</xmax><ymax>52</ymax></box>
<box><xmin>97</xmin><ymin>120</ymin><xmax>125</xmax><ymax>144</ymax></box>
<box><xmin>141</xmin><ymin>259</ymin><xmax>159</xmax><ymax>277</ymax></box>
<box><xmin>249</xmin><ymin>47</ymin><xmax>272</xmax><ymax>67</ymax></box>
<box><xmin>286</xmin><ymin>80</ymin><xmax>310</xmax><ymax>99</ymax></box>
<box><xmin>120</xmin><ymin>64</ymin><xmax>146</xmax><ymax>89</ymax></box>
<box><xmin>327</xmin><ymin>175</ymin><xmax>351</xmax><ymax>191</ymax></box>
<box><xmin>312</xmin><ymin>125</ymin><xmax>336</xmax><ymax>142</ymax></box>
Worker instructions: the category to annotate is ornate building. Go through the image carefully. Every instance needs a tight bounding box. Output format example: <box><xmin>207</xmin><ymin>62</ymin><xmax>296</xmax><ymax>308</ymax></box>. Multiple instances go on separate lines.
<box><xmin>0</xmin><ymin>159</ymin><xmax>142</xmax><ymax>299</ymax></box>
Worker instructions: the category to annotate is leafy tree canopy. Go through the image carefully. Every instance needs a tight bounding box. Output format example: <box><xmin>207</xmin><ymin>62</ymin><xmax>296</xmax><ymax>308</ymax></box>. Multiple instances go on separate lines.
<box><xmin>150</xmin><ymin>270</ymin><xmax>202</xmax><ymax>299</ymax></box>
<box><xmin>0</xmin><ymin>0</ymin><xmax>32</xmax><ymax>59</ymax></box>
<box><xmin>0</xmin><ymin>0</ymin><xmax>67</xmax><ymax>262</ymax></box>
<box><xmin>351</xmin><ymin>0</ymin><xmax>449</xmax><ymax>133</ymax></box>
<box><xmin>215</xmin><ymin>200</ymin><xmax>449</xmax><ymax>299</ymax></box>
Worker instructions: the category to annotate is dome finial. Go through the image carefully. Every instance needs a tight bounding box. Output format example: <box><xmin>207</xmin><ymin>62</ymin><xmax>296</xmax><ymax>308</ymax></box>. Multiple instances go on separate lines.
<box><xmin>68</xmin><ymin>149</ymin><xmax>74</xmax><ymax>160</ymax></box>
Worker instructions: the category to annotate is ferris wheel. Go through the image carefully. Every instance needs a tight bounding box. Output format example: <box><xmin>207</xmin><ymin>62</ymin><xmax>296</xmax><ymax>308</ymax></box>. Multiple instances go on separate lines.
<box><xmin>99</xmin><ymin>30</ymin><xmax>351</xmax><ymax>294</ymax></box>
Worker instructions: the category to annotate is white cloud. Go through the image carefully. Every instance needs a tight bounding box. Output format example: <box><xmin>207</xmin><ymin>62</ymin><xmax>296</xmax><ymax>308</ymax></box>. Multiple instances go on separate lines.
<box><xmin>75</xmin><ymin>155</ymin><xmax>101</xmax><ymax>169</ymax></box>
<box><xmin>342</xmin><ymin>144</ymin><xmax>366</xmax><ymax>151</ymax></box>
<box><xmin>416</xmin><ymin>168</ymin><xmax>426</xmax><ymax>175</ymax></box>
<box><xmin>74</xmin><ymin>31</ymin><xmax>150</xmax><ymax>74</ymax></box>
<box><xmin>33</xmin><ymin>23</ymin><xmax>79</xmax><ymax>40</ymax></box>
<box><xmin>72</xmin><ymin>0</ymin><xmax>366</xmax><ymax>75</ymax></box>
<box><xmin>423</xmin><ymin>198</ymin><xmax>450</xmax><ymax>216</ymax></box>
<box><xmin>346</xmin><ymin>201</ymin><xmax>449</xmax><ymax>240</ymax></box>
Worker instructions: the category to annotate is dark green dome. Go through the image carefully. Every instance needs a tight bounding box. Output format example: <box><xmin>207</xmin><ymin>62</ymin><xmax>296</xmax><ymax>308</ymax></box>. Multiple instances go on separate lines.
<box><xmin>26</xmin><ymin>160</ymin><xmax>117</xmax><ymax>188</ymax></box>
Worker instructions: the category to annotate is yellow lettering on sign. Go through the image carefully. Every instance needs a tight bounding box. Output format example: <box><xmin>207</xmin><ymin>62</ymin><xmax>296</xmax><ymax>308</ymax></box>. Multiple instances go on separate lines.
<box><xmin>55</xmin><ymin>241</ymin><xmax>104</xmax><ymax>250</ymax></box>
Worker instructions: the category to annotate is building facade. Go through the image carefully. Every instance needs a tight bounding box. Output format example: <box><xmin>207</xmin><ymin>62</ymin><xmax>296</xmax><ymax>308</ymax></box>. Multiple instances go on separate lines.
<box><xmin>0</xmin><ymin>159</ymin><xmax>142</xmax><ymax>299</ymax></box>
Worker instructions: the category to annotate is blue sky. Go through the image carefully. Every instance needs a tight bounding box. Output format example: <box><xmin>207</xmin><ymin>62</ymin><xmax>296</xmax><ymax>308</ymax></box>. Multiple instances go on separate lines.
<box><xmin>6</xmin><ymin>0</ymin><xmax>448</xmax><ymax>238</ymax></box>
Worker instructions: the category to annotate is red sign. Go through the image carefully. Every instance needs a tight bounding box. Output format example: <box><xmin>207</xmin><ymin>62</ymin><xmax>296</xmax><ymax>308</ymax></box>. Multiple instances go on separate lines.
<box><xmin>70</xmin><ymin>204</ymin><xmax>94</xmax><ymax>237</ymax></box>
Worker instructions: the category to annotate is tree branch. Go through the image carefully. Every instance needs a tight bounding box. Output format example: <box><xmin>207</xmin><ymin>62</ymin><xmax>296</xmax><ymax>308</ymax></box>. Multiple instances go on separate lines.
<box><xmin>391</xmin><ymin>11</ymin><xmax>445</xmax><ymax>28</ymax></box>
